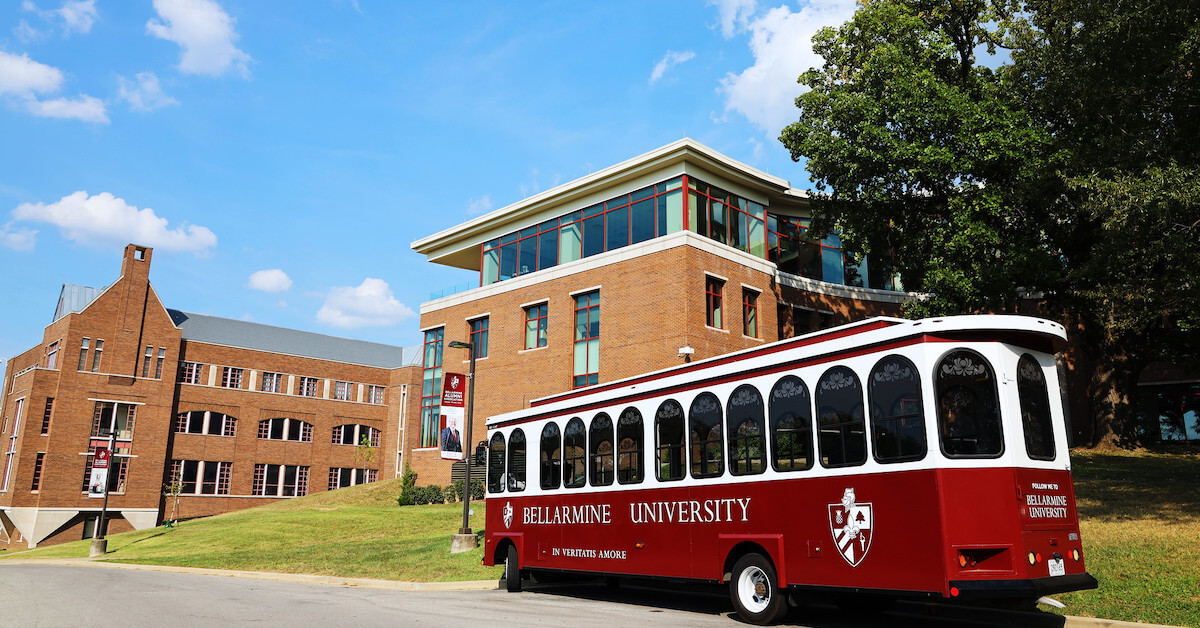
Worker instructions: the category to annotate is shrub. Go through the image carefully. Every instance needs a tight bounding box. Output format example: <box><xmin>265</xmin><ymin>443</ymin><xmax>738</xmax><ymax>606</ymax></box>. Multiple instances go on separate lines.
<box><xmin>396</xmin><ymin>464</ymin><xmax>417</xmax><ymax>506</ymax></box>
<box><xmin>444</xmin><ymin>484</ymin><xmax>458</xmax><ymax>503</ymax></box>
<box><xmin>453</xmin><ymin>478</ymin><xmax>485</xmax><ymax>501</ymax></box>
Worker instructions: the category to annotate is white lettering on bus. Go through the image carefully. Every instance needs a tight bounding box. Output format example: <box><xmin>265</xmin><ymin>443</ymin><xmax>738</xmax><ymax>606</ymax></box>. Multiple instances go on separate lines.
<box><xmin>628</xmin><ymin>498</ymin><xmax>750</xmax><ymax>524</ymax></box>
<box><xmin>523</xmin><ymin>503</ymin><xmax>612</xmax><ymax>525</ymax></box>
<box><xmin>1031</xmin><ymin>482</ymin><xmax>1059</xmax><ymax>490</ymax></box>
<box><xmin>1026</xmin><ymin>493</ymin><xmax>1068</xmax><ymax>518</ymax></box>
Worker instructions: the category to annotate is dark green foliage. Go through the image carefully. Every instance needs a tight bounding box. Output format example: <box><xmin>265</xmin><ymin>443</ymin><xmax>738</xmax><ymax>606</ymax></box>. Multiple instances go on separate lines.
<box><xmin>453</xmin><ymin>478</ymin><xmax>484</xmax><ymax>501</ymax></box>
<box><xmin>396</xmin><ymin>464</ymin><xmax>417</xmax><ymax>506</ymax></box>
<box><xmin>781</xmin><ymin>0</ymin><xmax>1200</xmax><ymax>445</ymax></box>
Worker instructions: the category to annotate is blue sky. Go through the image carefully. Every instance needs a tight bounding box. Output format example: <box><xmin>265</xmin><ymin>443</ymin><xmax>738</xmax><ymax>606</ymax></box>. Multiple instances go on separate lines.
<box><xmin>0</xmin><ymin>0</ymin><xmax>858</xmax><ymax>362</ymax></box>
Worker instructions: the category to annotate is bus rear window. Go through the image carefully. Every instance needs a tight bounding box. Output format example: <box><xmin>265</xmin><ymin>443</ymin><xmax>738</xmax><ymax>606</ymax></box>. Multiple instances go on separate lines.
<box><xmin>1018</xmin><ymin>354</ymin><xmax>1056</xmax><ymax>460</ymax></box>
<box><xmin>488</xmin><ymin>433</ymin><xmax>505</xmax><ymax>493</ymax></box>
<box><xmin>936</xmin><ymin>350</ymin><xmax>1003</xmax><ymax>458</ymax></box>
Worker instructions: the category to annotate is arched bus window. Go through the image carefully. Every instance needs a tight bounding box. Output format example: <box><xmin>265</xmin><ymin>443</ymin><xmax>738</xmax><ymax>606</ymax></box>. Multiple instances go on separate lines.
<box><xmin>1018</xmin><ymin>354</ymin><xmax>1056</xmax><ymax>460</ymax></box>
<box><xmin>770</xmin><ymin>376</ymin><xmax>813</xmax><ymax>472</ymax></box>
<box><xmin>508</xmin><ymin>428</ymin><xmax>526</xmax><ymax>491</ymax></box>
<box><xmin>726</xmin><ymin>385</ymin><xmax>766</xmax><ymax>476</ymax></box>
<box><xmin>689</xmin><ymin>392</ymin><xmax>724</xmax><ymax>478</ymax></box>
<box><xmin>936</xmin><ymin>349</ymin><xmax>1004</xmax><ymax>457</ymax></box>
<box><xmin>869</xmin><ymin>355</ymin><xmax>927</xmax><ymax>463</ymax></box>
<box><xmin>816</xmin><ymin>366</ymin><xmax>867</xmax><ymax>467</ymax></box>
<box><xmin>617</xmin><ymin>407</ymin><xmax>643</xmax><ymax>484</ymax></box>
<box><xmin>488</xmin><ymin>432</ymin><xmax>506</xmax><ymax>494</ymax></box>
<box><xmin>540</xmin><ymin>422</ymin><xmax>561</xmax><ymax>490</ymax></box>
<box><xmin>655</xmin><ymin>400</ymin><xmax>685</xmax><ymax>482</ymax></box>
<box><xmin>590</xmin><ymin>413</ymin><xmax>615</xmax><ymax>486</ymax></box>
<box><xmin>563</xmin><ymin>417</ymin><xmax>586</xmax><ymax>488</ymax></box>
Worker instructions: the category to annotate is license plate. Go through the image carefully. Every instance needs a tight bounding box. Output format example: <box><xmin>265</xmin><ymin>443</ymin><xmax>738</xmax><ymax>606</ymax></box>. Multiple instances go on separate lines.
<box><xmin>1048</xmin><ymin>558</ymin><xmax>1065</xmax><ymax>577</ymax></box>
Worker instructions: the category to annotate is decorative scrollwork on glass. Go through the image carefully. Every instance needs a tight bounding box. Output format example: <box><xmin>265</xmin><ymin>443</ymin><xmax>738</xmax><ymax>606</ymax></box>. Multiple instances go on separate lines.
<box><xmin>1018</xmin><ymin>359</ymin><xmax>1043</xmax><ymax>383</ymax></box>
<box><xmin>820</xmin><ymin>369</ymin><xmax>857</xmax><ymax>391</ymax></box>
<box><xmin>657</xmin><ymin>400</ymin><xmax>682</xmax><ymax>418</ymax></box>
<box><xmin>691</xmin><ymin>395</ymin><xmax>719</xmax><ymax>415</ymax></box>
<box><xmin>772</xmin><ymin>377</ymin><xmax>806</xmax><ymax>400</ymax></box>
<box><xmin>729</xmin><ymin>386</ymin><xmax>761</xmax><ymax>407</ymax></box>
<box><xmin>941</xmin><ymin>356</ymin><xmax>986</xmax><ymax>378</ymax></box>
<box><xmin>873</xmin><ymin>360</ymin><xmax>914</xmax><ymax>383</ymax></box>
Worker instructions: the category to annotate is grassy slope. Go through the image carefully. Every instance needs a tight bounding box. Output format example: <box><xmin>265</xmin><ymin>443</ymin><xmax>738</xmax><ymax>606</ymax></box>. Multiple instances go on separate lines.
<box><xmin>4</xmin><ymin>451</ymin><xmax>1196</xmax><ymax>626</ymax></box>
<box><xmin>1053</xmin><ymin>450</ymin><xmax>1200</xmax><ymax>626</ymax></box>
<box><xmin>2</xmin><ymin>479</ymin><xmax>503</xmax><ymax>582</ymax></box>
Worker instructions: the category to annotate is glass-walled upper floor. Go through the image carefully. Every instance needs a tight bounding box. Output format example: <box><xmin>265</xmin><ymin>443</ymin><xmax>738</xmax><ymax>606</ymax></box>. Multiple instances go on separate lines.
<box><xmin>480</xmin><ymin>175</ymin><xmax>900</xmax><ymax>291</ymax></box>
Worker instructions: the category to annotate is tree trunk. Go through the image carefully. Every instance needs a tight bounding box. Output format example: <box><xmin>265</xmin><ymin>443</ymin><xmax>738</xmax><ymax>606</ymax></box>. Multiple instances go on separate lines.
<box><xmin>1082</xmin><ymin>336</ymin><xmax>1142</xmax><ymax>448</ymax></box>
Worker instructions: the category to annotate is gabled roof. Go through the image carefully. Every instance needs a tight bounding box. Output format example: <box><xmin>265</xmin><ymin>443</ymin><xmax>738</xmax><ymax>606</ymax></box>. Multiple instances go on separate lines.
<box><xmin>54</xmin><ymin>283</ymin><xmax>106</xmax><ymax>322</ymax></box>
<box><xmin>168</xmin><ymin>310</ymin><xmax>418</xmax><ymax>369</ymax></box>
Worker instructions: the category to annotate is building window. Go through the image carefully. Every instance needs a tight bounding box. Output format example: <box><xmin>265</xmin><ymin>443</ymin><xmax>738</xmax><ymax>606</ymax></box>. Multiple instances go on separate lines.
<box><xmin>155</xmin><ymin>348</ymin><xmax>166</xmax><ymax>379</ymax></box>
<box><xmin>481</xmin><ymin>177</ymin><xmax>686</xmax><ymax>285</ymax></box>
<box><xmin>367</xmin><ymin>385</ymin><xmax>385</xmax><ymax>405</ymax></box>
<box><xmin>91</xmin><ymin>340</ymin><xmax>103</xmax><ymax>372</ymax></box>
<box><xmin>171</xmin><ymin>460</ymin><xmax>232</xmax><ymax>495</ymax></box>
<box><xmin>572</xmin><ymin>291</ymin><xmax>599</xmax><ymax>388</ymax></box>
<box><xmin>78</xmin><ymin>338</ymin><xmax>89</xmax><ymax>371</ymax></box>
<box><xmin>333</xmin><ymin>381</ymin><xmax>353</xmax><ymax>401</ymax></box>
<box><xmin>705</xmin><ymin>277</ymin><xmax>724</xmax><ymax>329</ymax></box>
<box><xmin>222</xmin><ymin>367</ymin><xmax>243</xmax><ymax>389</ymax></box>
<box><xmin>743</xmin><ymin>289</ymin><xmax>759</xmax><ymax>338</ymax></box>
<box><xmin>41</xmin><ymin>398</ymin><xmax>53</xmax><ymax>435</ymax></box>
<box><xmin>31</xmin><ymin>452</ymin><xmax>45</xmax><ymax>491</ymax></box>
<box><xmin>175</xmin><ymin>411</ymin><xmax>237</xmax><ymax>437</ymax></box>
<box><xmin>469</xmin><ymin>317</ymin><xmax>489</xmax><ymax>358</ymax></box>
<box><xmin>81</xmin><ymin>446</ymin><xmax>129</xmax><ymax>494</ymax></box>
<box><xmin>524</xmin><ymin>303</ymin><xmax>547</xmax><ymax>349</ymax></box>
<box><xmin>328</xmin><ymin>467</ymin><xmax>377</xmax><ymax>491</ymax></box>
<box><xmin>332</xmin><ymin>424</ymin><xmax>380</xmax><ymax>447</ymax></box>
<box><xmin>45</xmin><ymin>341</ymin><xmax>59</xmax><ymax>370</ymax></box>
<box><xmin>91</xmin><ymin>401</ymin><xmax>136</xmax><ymax>440</ymax></box>
<box><xmin>180</xmin><ymin>362</ymin><xmax>202</xmax><ymax>385</ymax></box>
<box><xmin>420</xmin><ymin>328</ymin><xmax>444</xmax><ymax>448</ymax></box>
<box><xmin>257</xmin><ymin>417</ymin><xmax>313</xmax><ymax>442</ymax></box>
<box><xmin>298</xmin><ymin>376</ymin><xmax>320</xmax><ymax>398</ymax></box>
<box><xmin>253</xmin><ymin>464</ymin><xmax>309</xmax><ymax>497</ymax></box>
<box><xmin>687</xmin><ymin>179</ymin><xmax>766</xmax><ymax>256</ymax></box>
<box><xmin>141</xmin><ymin>345</ymin><xmax>153</xmax><ymax>378</ymax></box>
<box><xmin>2</xmin><ymin>398</ymin><xmax>23</xmax><ymax>491</ymax></box>
<box><xmin>260</xmin><ymin>372</ymin><xmax>282</xmax><ymax>394</ymax></box>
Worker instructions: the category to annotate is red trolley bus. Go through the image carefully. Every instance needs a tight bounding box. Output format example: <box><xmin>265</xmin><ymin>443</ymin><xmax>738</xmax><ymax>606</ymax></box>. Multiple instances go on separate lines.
<box><xmin>482</xmin><ymin>315</ymin><xmax>1097</xmax><ymax>623</ymax></box>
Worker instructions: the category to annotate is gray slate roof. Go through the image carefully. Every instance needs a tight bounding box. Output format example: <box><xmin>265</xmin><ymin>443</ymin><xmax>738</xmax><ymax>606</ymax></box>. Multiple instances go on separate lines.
<box><xmin>167</xmin><ymin>309</ymin><xmax>418</xmax><ymax>369</ymax></box>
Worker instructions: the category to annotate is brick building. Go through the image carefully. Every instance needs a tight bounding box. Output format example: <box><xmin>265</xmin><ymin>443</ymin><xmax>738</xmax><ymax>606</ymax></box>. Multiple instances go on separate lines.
<box><xmin>0</xmin><ymin>244</ymin><xmax>422</xmax><ymax>548</ymax></box>
<box><xmin>406</xmin><ymin>139</ymin><xmax>910</xmax><ymax>481</ymax></box>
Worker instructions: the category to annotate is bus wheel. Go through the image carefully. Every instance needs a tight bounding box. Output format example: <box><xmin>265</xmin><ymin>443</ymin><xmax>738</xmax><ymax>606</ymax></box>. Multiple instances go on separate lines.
<box><xmin>730</xmin><ymin>553</ymin><xmax>786</xmax><ymax>625</ymax></box>
<box><xmin>504</xmin><ymin>544</ymin><xmax>522</xmax><ymax>593</ymax></box>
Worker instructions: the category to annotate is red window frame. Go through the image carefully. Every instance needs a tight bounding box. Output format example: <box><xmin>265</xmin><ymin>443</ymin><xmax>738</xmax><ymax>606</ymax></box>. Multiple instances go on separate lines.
<box><xmin>573</xmin><ymin>291</ymin><xmax>600</xmax><ymax>389</ymax></box>
<box><xmin>525</xmin><ymin>303</ymin><xmax>548</xmax><ymax>349</ymax></box>
<box><xmin>470</xmin><ymin>317</ymin><xmax>489</xmax><ymax>358</ymax></box>
<box><xmin>743</xmin><ymin>289</ymin><xmax>759</xmax><ymax>338</ymax></box>
<box><xmin>706</xmin><ymin>277</ymin><xmax>724</xmax><ymax>329</ymax></box>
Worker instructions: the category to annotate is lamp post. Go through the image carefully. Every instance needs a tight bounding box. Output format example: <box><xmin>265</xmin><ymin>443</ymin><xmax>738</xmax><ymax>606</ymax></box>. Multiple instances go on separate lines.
<box><xmin>447</xmin><ymin>339</ymin><xmax>478</xmax><ymax>544</ymax></box>
<box><xmin>90</xmin><ymin>430</ymin><xmax>115</xmax><ymax>557</ymax></box>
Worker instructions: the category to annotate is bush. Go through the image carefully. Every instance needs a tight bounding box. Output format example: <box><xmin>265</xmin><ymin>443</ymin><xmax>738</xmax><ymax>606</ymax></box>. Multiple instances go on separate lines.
<box><xmin>453</xmin><ymin>477</ymin><xmax>485</xmax><ymax>501</ymax></box>
<box><xmin>412</xmin><ymin>484</ymin><xmax>445</xmax><ymax>505</ymax></box>
<box><xmin>396</xmin><ymin>464</ymin><xmax>417</xmax><ymax>506</ymax></box>
<box><xmin>444</xmin><ymin>484</ymin><xmax>458</xmax><ymax>503</ymax></box>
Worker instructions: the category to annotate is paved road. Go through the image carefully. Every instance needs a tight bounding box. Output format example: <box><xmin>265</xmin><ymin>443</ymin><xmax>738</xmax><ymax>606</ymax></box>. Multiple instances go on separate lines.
<box><xmin>0</xmin><ymin>563</ymin><xmax>1081</xmax><ymax>627</ymax></box>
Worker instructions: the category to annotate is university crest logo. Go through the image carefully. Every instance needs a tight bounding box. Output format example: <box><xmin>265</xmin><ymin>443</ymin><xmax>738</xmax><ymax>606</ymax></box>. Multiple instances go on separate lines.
<box><xmin>503</xmin><ymin>501</ymin><xmax>513</xmax><ymax>529</ymax></box>
<box><xmin>451</xmin><ymin>375</ymin><xmax>461</xmax><ymax>389</ymax></box>
<box><xmin>828</xmin><ymin>487</ymin><xmax>873</xmax><ymax>567</ymax></box>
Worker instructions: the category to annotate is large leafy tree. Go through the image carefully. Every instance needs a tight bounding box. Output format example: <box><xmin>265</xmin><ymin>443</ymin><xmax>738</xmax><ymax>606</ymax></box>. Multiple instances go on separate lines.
<box><xmin>781</xmin><ymin>0</ymin><xmax>1200</xmax><ymax>446</ymax></box>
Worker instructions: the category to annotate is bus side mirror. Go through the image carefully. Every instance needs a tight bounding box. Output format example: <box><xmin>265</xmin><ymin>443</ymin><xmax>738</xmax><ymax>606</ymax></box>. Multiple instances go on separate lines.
<box><xmin>474</xmin><ymin>441</ymin><xmax>486</xmax><ymax>466</ymax></box>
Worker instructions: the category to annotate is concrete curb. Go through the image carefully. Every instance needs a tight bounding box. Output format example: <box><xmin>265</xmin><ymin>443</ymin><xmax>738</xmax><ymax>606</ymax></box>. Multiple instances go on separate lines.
<box><xmin>0</xmin><ymin>558</ymin><xmax>499</xmax><ymax>591</ymax></box>
<box><xmin>0</xmin><ymin>559</ymin><xmax>1182</xmax><ymax>627</ymax></box>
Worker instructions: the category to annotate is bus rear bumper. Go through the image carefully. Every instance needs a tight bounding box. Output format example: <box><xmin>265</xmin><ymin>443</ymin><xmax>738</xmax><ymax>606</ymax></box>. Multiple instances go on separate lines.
<box><xmin>949</xmin><ymin>573</ymin><xmax>1098</xmax><ymax>599</ymax></box>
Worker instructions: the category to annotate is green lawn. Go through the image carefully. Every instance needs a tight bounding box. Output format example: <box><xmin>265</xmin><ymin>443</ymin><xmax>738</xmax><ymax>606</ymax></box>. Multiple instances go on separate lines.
<box><xmin>4</xmin><ymin>450</ymin><xmax>1196</xmax><ymax>626</ymax></box>
<box><xmin>2</xmin><ymin>479</ymin><xmax>503</xmax><ymax>582</ymax></box>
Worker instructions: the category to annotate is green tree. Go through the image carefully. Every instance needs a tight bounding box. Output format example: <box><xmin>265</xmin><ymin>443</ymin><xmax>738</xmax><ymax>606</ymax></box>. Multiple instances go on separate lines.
<box><xmin>781</xmin><ymin>0</ymin><xmax>1200</xmax><ymax>446</ymax></box>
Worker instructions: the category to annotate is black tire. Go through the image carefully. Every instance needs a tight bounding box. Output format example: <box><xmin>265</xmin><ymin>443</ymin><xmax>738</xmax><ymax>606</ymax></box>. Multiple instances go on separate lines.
<box><xmin>729</xmin><ymin>553</ymin><xmax>787</xmax><ymax>625</ymax></box>
<box><xmin>504</xmin><ymin>544</ymin><xmax>522</xmax><ymax>592</ymax></box>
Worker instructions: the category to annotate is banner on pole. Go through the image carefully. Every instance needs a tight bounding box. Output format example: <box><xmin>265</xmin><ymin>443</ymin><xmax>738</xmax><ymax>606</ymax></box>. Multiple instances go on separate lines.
<box><xmin>88</xmin><ymin>447</ymin><xmax>110</xmax><ymax>497</ymax></box>
<box><xmin>439</xmin><ymin>372</ymin><xmax>467</xmax><ymax>461</ymax></box>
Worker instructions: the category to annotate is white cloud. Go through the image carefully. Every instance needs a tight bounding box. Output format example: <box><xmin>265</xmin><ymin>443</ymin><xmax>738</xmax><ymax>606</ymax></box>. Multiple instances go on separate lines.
<box><xmin>649</xmin><ymin>50</ymin><xmax>696</xmax><ymax>85</ymax></box>
<box><xmin>316</xmin><ymin>278</ymin><xmax>416</xmax><ymax>329</ymax></box>
<box><xmin>118</xmin><ymin>71</ymin><xmax>179</xmax><ymax>111</ymax></box>
<box><xmin>25</xmin><ymin>94</ymin><xmax>108</xmax><ymax>122</ymax></box>
<box><xmin>710</xmin><ymin>0</ymin><xmax>757</xmax><ymax>38</ymax></box>
<box><xmin>14</xmin><ymin>20</ymin><xmax>44</xmax><ymax>43</ymax></box>
<box><xmin>56</xmin><ymin>0</ymin><xmax>97</xmax><ymax>34</ymax></box>
<box><xmin>0</xmin><ymin>51</ymin><xmax>62</xmax><ymax>96</ymax></box>
<box><xmin>466</xmin><ymin>195</ymin><xmax>493</xmax><ymax>216</ymax></box>
<box><xmin>717</xmin><ymin>0</ymin><xmax>857</xmax><ymax>134</ymax></box>
<box><xmin>248</xmin><ymin>268</ymin><xmax>292</xmax><ymax>293</ymax></box>
<box><xmin>0</xmin><ymin>222</ymin><xmax>38</xmax><ymax>251</ymax></box>
<box><xmin>0</xmin><ymin>50</ymin><xmax>108</xmax><ymax>123</ymax></box>
<box><xmin>147</xmin><ymin>0</ymin><xmax>251</xmax><ymax>78</ymax></box>
<box><xmin>12</xmin><ymin>191</ymin><xmax>217</xmax><ymax>253</ymax></box>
